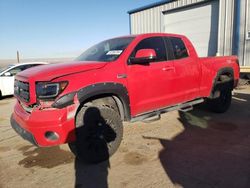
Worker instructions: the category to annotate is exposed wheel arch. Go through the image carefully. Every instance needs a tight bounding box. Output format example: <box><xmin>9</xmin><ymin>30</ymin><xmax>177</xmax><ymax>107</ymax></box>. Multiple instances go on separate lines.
<box><xmin>209</xmin><ymin>67</ymin><xmax>234</xmax><ymax>98</ymax></box>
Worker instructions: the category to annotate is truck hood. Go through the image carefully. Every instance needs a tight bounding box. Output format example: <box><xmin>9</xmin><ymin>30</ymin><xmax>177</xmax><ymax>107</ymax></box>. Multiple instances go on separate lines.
<box><xmin>16</xmin><ymin>61</ymin><xmax>107</xmax><ymax>81</ymax></box>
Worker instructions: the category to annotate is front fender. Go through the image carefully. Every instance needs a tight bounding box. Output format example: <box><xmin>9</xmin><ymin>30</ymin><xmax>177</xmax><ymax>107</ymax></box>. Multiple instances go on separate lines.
<box><xmin>77</xmin><ymin>82</ymin><xmax>131</xmax><ymax>120</ymax></box>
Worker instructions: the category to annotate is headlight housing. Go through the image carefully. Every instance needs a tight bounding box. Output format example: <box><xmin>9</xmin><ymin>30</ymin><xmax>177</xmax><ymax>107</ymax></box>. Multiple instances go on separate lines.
<box><xmin>36</xmin><ymin>81</ymin><xmax>68</xmax><ymax>99</ymax></box>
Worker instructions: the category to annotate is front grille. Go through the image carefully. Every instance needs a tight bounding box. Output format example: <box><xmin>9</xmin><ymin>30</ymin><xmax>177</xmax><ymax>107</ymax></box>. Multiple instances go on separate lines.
<box><xmin>14</xmin><ymin>79</ymin><xmax>30</xmax><ymax>102</ymax></box>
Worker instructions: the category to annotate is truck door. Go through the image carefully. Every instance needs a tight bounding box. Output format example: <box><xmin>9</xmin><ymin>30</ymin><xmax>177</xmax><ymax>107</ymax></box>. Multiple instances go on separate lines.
<box><xmin>126</xmin><ymin>37</ymin><xmax>176</xmax><ymax>116</ymax></box>
<box><xmin>167</xmin><ymin>37</ymin><xmax>200</xmax><ymax>102</ymax></box>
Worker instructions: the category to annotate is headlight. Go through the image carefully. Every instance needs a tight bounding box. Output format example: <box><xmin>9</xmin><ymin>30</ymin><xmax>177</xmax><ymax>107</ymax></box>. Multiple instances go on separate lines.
<box><xmin>36</xmin><ymin>81</ymin><xmax>68</xmax><ymax>99</ymax></box>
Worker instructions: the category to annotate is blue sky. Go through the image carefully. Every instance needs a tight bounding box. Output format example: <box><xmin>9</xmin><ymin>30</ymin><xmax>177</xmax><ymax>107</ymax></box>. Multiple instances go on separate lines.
<box><xmin>0</xmin><ymin>0</ymin><xmax>158</xmax><ymax>59</ymax></box>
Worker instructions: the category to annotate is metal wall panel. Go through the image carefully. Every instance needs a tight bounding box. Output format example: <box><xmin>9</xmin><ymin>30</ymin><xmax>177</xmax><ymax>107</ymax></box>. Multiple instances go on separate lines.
<box><xmin>129</xmin><ymin>0</ymin><xmax>249</xmax><ymax>67</ymax></box>
<box><xmin>163</xmin><ymin>1</ymin><xmax>219</xmax><ymax>57</ymax></box>
<box><xmin>244</xmin><ymin>0</ymin><xmax>250</xmax><ymax>66</ymax></box>
<box><xmin>237</xmin><ymin>0</ymin><xmax>250</xmax><ymax>67</ymax></box>
<box><xmin>217</xmin><ymin>0</ymin><xmax>235</xmax><ymax>56</ymax></box>
<box><xmin>130</xmin><ymin>0</ymin><xmax>208</xmax><ymax>34</ymax></box>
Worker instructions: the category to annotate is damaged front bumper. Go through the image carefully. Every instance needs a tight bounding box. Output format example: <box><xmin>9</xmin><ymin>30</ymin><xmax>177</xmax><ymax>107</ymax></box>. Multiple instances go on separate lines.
<box><xmin>10</xmin><ymin>100</ymin><xmax>78</xmax><ymax>147</ymax></box>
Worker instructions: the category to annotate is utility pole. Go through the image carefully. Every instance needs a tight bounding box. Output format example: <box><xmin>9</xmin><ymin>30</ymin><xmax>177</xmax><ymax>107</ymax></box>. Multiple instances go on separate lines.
<box><xmin>17</xmin><ymin>51</ymin><xmax>20</xmax><ymax>63</ymax></box>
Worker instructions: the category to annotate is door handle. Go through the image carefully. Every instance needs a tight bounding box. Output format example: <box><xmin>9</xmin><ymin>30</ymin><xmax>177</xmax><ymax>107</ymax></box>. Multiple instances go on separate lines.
<box><xmin>162</xmin><ymin>67</ymin><xmax>175</xmax><ymax>71</ymax></box>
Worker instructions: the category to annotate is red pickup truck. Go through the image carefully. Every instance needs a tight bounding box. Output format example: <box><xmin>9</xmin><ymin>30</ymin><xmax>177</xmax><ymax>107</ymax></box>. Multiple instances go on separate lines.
<box><xmin>11</xmin><ymin>33</ymin><xmax>239</xmax><ymax>163</ymax></box>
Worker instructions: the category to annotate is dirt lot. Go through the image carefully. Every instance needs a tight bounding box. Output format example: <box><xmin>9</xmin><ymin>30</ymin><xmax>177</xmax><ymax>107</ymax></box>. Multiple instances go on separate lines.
<box><xmin>0</xmin><ymin>85</ymin><xmax>250</xmax><ymax>188</ymax></box>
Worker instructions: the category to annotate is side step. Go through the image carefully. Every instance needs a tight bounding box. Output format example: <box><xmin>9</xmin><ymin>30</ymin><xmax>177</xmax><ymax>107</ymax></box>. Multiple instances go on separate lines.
<box><xmin>131</xmin><ymin>98</ymin><xmax>204</xmax><ymax>123</ymax></box>
<box><xmin>142</xmin><ymin>114</ymin><xmax>161</xmax><ymax>123</ymax></box>
<box><xmin>179</xmin><ymin>105</ymin><xmax>193</xmax><ymax>112</ymax></box>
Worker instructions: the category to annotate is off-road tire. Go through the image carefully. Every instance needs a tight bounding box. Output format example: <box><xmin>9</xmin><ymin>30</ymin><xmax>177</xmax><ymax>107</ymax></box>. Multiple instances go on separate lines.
<box><xmin>68</xmin><ymin>103</ymin><xmax>123</xmax><ymax>163</ymax></box>
<box><xmin>207</xmin><ymin>88</ymin><xmax>232</xmax><ymax>113</ymax></box>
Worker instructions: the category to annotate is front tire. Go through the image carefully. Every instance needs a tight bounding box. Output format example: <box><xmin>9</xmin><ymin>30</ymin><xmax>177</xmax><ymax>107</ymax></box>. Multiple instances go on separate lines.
<box><xmin>69</xmin><ymin>104</ymin><xmax>123</xmax><ymax>163</ymax></box>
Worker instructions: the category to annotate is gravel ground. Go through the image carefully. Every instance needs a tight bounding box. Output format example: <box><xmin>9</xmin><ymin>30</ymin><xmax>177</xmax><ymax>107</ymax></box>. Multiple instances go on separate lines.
<box><xmin>0</xmin><ymin>85</ymin><xmax>250</xmax><ymax>188</ymax></box>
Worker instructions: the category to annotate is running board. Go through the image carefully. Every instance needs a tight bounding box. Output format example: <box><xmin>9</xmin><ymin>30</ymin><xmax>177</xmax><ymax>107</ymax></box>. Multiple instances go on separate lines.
<box><xmin>142</xmin><ymin>114</ymin><xmax>161</xmax><ymax>123</ymax></box>
<box><xmin>179</xmin><ymin>105</ymin><xmax>193</xmax><ymax>112</ymax></box>
<box><xmin>130</xmin><ymin>98</ymin><xmax>204</xmax><ymax>123</ymax></box>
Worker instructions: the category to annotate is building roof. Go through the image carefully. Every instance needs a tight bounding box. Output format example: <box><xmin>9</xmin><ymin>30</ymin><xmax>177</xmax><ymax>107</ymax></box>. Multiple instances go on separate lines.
<box><xmin>128</xmin><ymin>0</ymin><xmax>173</xmax><ymax>14</ymax></box>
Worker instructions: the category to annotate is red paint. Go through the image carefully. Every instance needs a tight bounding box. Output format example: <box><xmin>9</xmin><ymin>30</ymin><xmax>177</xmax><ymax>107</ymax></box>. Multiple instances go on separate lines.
<box><xmin>135</xmin><ymin>49</ymin><xmax>156</xmax><ymax>59</ymax></box>
<box><xmin>12</xmin><ymin>33</ymin><xmax>240</xmax><ymax>146</ymax></box>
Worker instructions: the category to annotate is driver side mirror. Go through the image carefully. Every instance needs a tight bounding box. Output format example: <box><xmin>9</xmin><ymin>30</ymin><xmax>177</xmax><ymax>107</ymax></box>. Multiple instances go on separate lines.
<box><xmin>130</xmin><ymin>49</ymin><xmax>157</xmax><ymax>65</ymax></box>
<box><xmin>3</xmin><ymin>72</ymin><xmax>12</xmax><ymax>77</ymax></box>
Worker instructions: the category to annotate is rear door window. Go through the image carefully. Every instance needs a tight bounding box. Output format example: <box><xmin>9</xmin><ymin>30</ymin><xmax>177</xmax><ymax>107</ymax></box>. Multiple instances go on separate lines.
<box><xmin>169</xmin><ymin>37</ymin><xmax>189</xmax><ymax>59</ymax></box>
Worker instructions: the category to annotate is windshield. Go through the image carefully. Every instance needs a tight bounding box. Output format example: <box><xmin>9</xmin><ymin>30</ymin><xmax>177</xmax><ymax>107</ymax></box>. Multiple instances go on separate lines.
<box><xmin>0</xmin><ymin>64</ymin><xmax>14</xmax><ymax>73</ymax></box>
<box><xmin>75</xmin><ymin>37</ymin><xmax>134</xmax><ymax>62</ymax></box>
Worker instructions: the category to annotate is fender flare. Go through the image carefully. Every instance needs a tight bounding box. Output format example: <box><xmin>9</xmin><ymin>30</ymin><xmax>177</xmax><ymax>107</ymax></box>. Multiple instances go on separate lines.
<box><xmin>209</xmin><ymin>67</ymin><xmax>234</xmax><ymax>98</ymax></box>
<box><xmin>77</xmin><ymin>82</ymin><xmax>131</xmax><ymax>120</ymax></box>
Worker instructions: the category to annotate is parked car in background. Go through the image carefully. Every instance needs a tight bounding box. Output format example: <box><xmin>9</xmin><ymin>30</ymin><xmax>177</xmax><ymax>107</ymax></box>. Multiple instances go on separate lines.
<box><xmin>0</xmin><ymin>62</ymin><xmax>48</xmax><ymax>98</ymax></box>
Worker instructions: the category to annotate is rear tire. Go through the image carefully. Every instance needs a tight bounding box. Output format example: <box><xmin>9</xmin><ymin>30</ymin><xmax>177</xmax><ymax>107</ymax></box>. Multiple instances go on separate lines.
<box><xmin>69</xmin><ymin>103</ymin><xmax>123</xmax><ymax>163</ymax></box>
<box><xmin>207</xmin><ymin>88</ymin><xmax>232</xmax><ymax>113</ymax></box>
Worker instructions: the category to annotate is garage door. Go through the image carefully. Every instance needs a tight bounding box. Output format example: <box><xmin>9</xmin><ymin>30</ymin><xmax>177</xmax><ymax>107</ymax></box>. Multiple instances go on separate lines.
<box><xmin>163</xmin><ymin>1</ymin><xmax>219</xmax><ymax>57</ymax></box>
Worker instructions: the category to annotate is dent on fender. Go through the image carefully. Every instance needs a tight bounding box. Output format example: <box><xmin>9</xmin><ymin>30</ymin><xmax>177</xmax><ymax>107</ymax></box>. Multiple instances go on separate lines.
<box><xmin>49</xmin><ymin>91</ymin><xmax>80</xmax><ymax>120</ymax></box>
<box><xmin>52</xmin><ymin>92</ymin><xmax>77</xmax><ymax>109</ymax></box>
<box><xmin>66</xmin><ymin>95</ymin><xmax>80</xmax><ymax>120</ymax></box>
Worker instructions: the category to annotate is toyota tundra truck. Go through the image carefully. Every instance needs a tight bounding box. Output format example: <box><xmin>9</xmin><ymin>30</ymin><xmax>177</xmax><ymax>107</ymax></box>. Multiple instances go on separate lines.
<box><xmin>11</xmin><ymin>33</ymin><xmax>239</xmax><ymax>163</ymax></box>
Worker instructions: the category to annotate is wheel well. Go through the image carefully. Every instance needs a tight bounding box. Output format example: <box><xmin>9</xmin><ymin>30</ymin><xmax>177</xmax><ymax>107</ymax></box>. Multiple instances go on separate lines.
<box><xmin>216</xmin><ymin>72</ymin><xmax>234</xmax><ymax>89</ymax></box>
<box><xmin>217</xmin><ymin>72</ymin><xmax>233</xmax><ymax>82</ymax></box>
<box><xmin>76</xmin><ymin>94</ymin><xmax>128</xmax><ymax>121</ymax></box>
<box><xmin>210</xmin><ymin>70</ymin><xmax>234</xmax><ymax>98</ymax></box>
